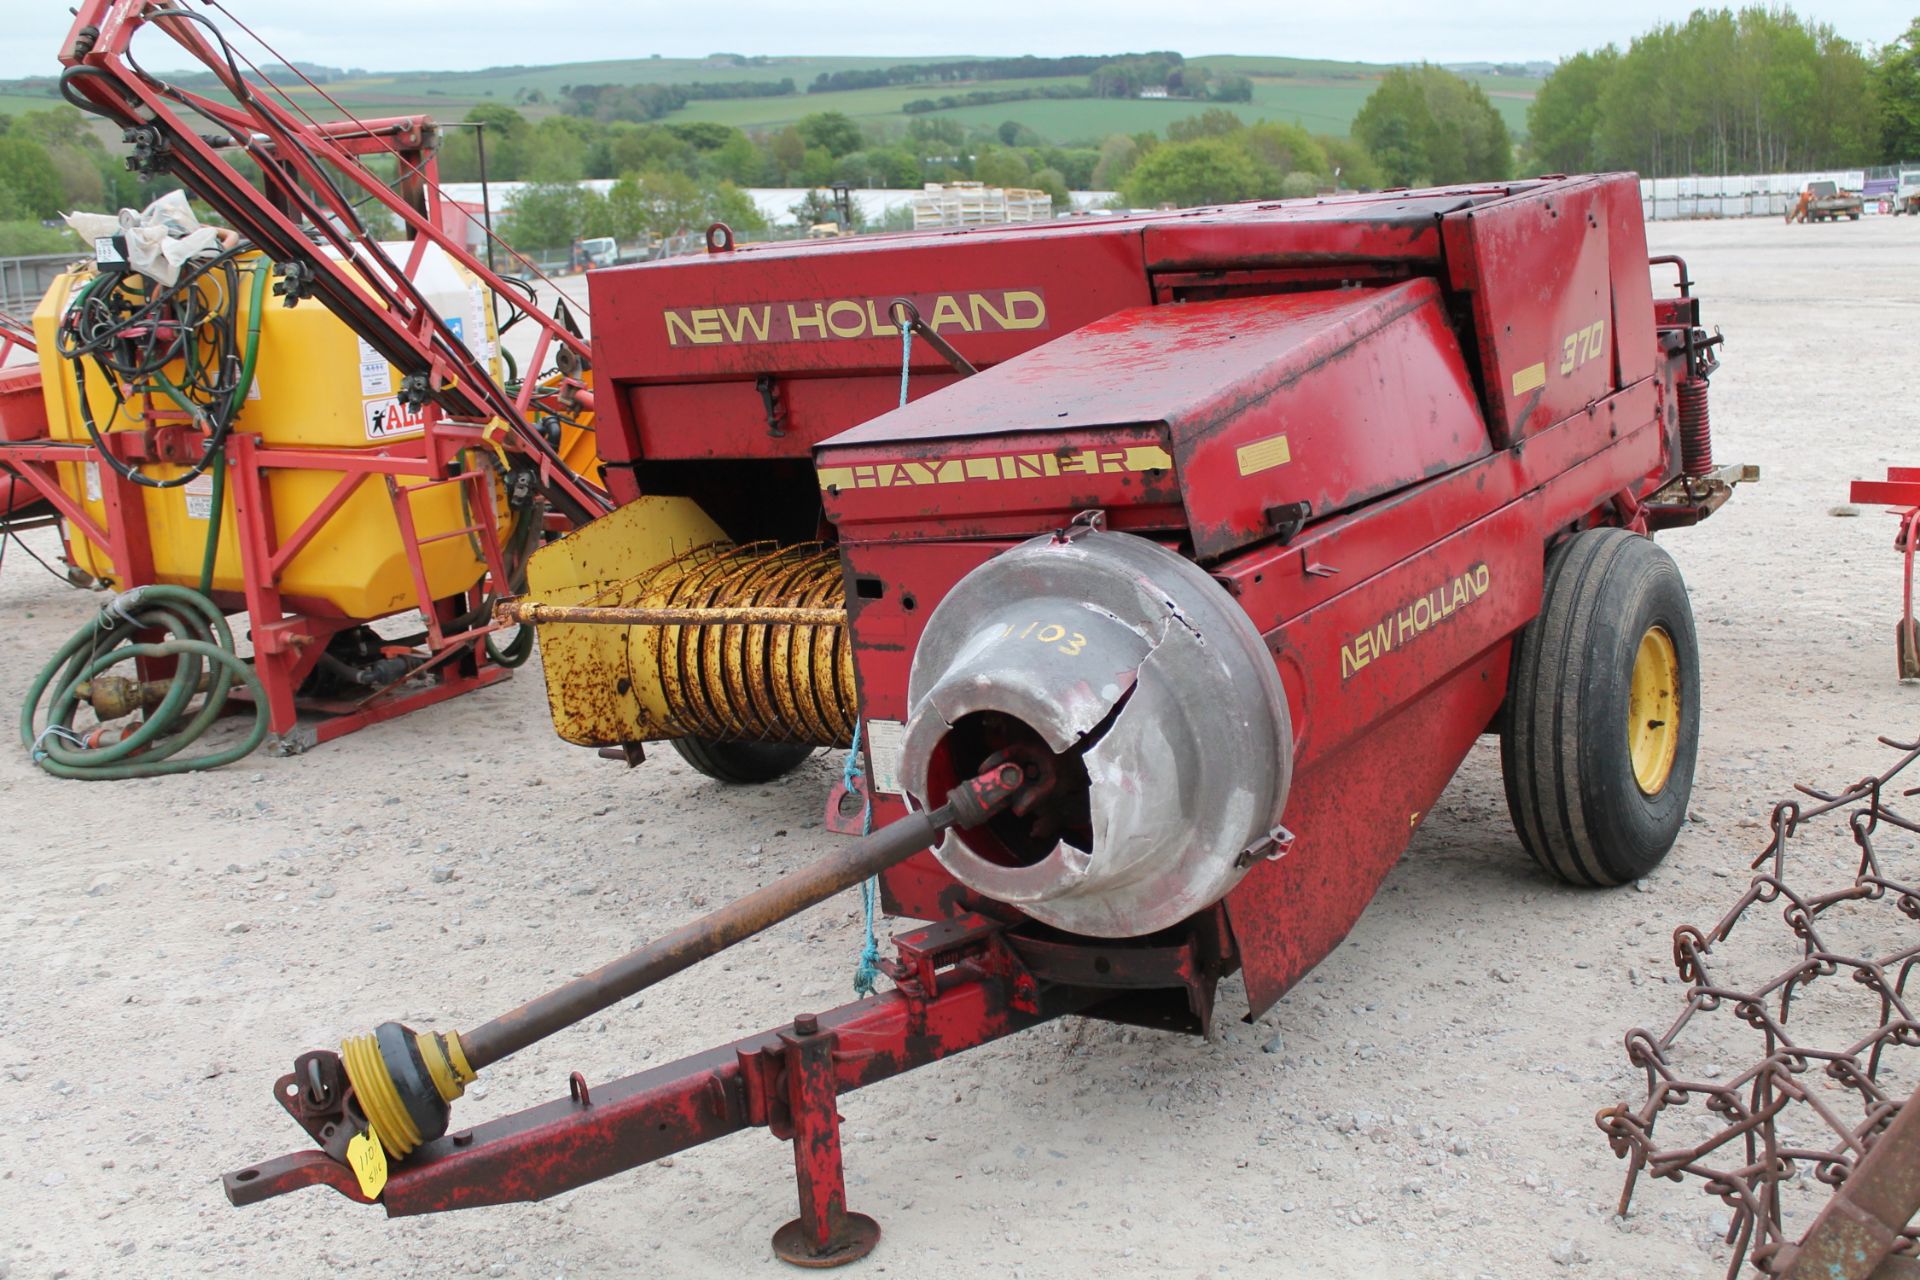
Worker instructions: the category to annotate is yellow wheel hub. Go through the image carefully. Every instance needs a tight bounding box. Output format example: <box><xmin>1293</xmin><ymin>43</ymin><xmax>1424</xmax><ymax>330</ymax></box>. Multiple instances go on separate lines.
<box><xmin>1627</xmin><ymin>625</ymin><xmax>1681</xmax><ymax>795</ymax></box>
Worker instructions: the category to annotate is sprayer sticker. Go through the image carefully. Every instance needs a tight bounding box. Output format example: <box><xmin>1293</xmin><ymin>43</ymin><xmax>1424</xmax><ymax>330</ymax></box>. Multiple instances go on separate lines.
<box><xmin>1510</xmin><ymin>362</ymin><xmax>1547</xmax><ymax>396</ymax></box>
<box><xmin>183</xmin><ymin>472</ymin><xmax>214</xmax><ymax>521</ymax></box>
<box><xmin>865</xmin><ymin>719</ymin><xmax>906</xmax><ymax>795</ymax></box>
<box><xmin>664</xmin><ymin>289</ymin><xmax>1048</xmax><ymax>347</ymax></box>
<box><xmin>1339</xmin><ymin>563</ymin><xmax>1491</xmax><ymax>680</ymax></box>
<box><xmin>363</xmin><ymin>397</ymin><xmax>427</xmax><ymax>441</ymax></box>
<box><xmin>356</xmin><ymin>337</ymin><xmax>391</xmax><ymax>398</ymax></box>
<box><xmin>1235</xmin><ymin>433</ymin><xmax>1292</xmax><ymax>477</ymax></box>
<box><xmin>83</xmin><ymin>461</ymin><xmax>101</xmax><ymax>502</ymax></box>
<box><xmin>346</xmin><ymin>1124</ymin><xmax>388</xmax><ymax>1199</ymax></box>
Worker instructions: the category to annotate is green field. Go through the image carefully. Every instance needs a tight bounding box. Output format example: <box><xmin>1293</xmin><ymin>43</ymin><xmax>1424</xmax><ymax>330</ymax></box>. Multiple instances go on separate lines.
<box><xmin>671</xmin><ymin>76</ymin><xmax>1092</xmax><ymax>130</ymax></box>
<box><xmin>687</xmin><ymin>72</ymin><xmax>1528</xmax><ymax>142</ymax></box>
<box><xmin>0</xmin><ymin>53</ymin><xmax>1539</xmax><ymax>145</ymax></box>
<box><xmin>648</xmin><ymin>69</ymin><xmax>1533</xmax><ymax>143</ymax></box>
<box><xmin>0</xmin><ymin>91</ymin><xmax>64</xmax><ymax>117</ymax></box>
<box><xmin>924</xmin><ymin>78</ymin><xmax>1463</xmax><ymax>144</ymax></box>
<box><xmin>411</xmin><ymin>55</ymin><xmax>916</xmax><ymax>96</ymax></box>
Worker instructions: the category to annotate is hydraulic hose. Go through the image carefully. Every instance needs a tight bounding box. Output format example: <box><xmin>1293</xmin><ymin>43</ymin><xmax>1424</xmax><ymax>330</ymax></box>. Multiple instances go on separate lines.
<box><xmin>199</xmin><ymin>259</ymin><xmax>267</xmax><ymax>594</ymax></box>
<box><xmin>21</xmin><ymin>585</ymin><xmax>268</xmax><ymax>779</ymax></box>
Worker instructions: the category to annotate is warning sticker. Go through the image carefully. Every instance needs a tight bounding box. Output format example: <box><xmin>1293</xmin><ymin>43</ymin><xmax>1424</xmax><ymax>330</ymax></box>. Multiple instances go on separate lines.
<box><xmin>363</xmin><ymin>396</ymin><xmax>427</xmax><ymax>441</ymax></box>
<box><xmin>184</xmin><ymin>472</ymin><xmax>215</xmax><ymax>520</ymax></box>
<box><xmin>84</xmin><ymin>461</ymin><xmax>101</xmax><ymax>502</ymax></box>
<box><xmin>865</xmin><ymin>718</ymin><xmax>906</xmax><ymax>795</ymax></box>
<box><xmin>356</xmin><ymin>337</ymin><xmax>391</xmax><ymax>398</ymax></box>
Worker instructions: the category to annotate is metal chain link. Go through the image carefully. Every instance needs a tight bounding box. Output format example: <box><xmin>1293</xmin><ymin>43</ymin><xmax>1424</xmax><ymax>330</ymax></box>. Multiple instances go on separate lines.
<box><xmin>1598</xmin><ymin>733</ymin><xmax>1920</xmax><ymax>1278</ymax></box>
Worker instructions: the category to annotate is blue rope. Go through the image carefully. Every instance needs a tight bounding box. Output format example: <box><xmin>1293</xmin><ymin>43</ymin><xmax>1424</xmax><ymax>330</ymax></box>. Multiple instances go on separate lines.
<box><xmin>896</xmin><ymin>315</ymin><xmax>913</xmax><ymax>408</ymax></box>
<box><xmin>846</xmin><ymin>719</ymin><xmax>881</xmax><ymax>996</ymax></box>
<box><xmin>848</xmin><ymin>318</ymin><xmax>917</xmax><ymax>998</ymax></box>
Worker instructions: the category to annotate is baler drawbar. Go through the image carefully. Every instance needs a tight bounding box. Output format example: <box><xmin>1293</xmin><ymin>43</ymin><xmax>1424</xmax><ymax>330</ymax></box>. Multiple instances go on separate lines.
<box><xmin>220</xmin><ymin>758</ymin><xmax>1166</xmax><ymax>1265</ymax></box>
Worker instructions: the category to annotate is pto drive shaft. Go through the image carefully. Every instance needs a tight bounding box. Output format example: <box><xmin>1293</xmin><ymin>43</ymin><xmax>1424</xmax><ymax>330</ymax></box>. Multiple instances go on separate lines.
<box><xmin>321</xmin><ymin>762</ymin><xmax>1029</xmax><ymax>1161</ymax></box>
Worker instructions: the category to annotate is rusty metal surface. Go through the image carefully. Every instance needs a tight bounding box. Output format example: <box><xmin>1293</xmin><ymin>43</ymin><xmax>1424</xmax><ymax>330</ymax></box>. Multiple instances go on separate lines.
<box><xmin>900</xmin><ymin>526</ymin><xmax>1291</xmax><ymax>939</ymax></box>
<box><xmin>1780</xmin><ymin>1091</ymin><xmax>1920</xmax><ymax>1280</ymax></box>
<box><xmin>1598</xmin><ymin>733</ymin><xmax>1920</xmax><ymax>1278</ymax></box>
<box><xmin>523</xmin><ymin>522</ymin><xmax>856</xmax><ymax>748</ymax></box>
<box><xmin>770</xmin><ymin>1014</ymin><xmax>882</xmax><ymax>1266</ymax></box>
<box><xmin>223</xmin><ymin>1149</ymin><xmax>369</xmax><ymax>1207</ymax></box>
<box><xmin>496</xmin><ymin>600</ymin><xmax>847</xmax><ymax>628</ymax></box>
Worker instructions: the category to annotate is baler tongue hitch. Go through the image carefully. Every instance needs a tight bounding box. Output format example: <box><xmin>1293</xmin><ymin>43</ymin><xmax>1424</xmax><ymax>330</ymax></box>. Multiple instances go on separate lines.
<box><xmin>225</xmin><ymin>761</ymin><xmax>1034</xmax><ymax>1265</ymax></box>
<box><xmin>461</xmin><ymin>759</ymin><xmax>1028</xmax><ymax>1070</ymax></box>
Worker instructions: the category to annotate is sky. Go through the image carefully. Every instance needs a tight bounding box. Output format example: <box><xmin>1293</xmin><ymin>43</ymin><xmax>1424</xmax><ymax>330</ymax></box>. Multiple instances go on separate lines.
<box><xmin>3</xmin><ymin>0</ymin><xmax>1911</xmax><ymax>80</ymax></box>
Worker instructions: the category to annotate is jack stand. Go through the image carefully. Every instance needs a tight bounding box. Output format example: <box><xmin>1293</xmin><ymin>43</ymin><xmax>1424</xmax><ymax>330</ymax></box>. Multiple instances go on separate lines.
<box><xmin>770</xmin><ymin>1013</ymin><xmax>880</xmax><ymax>1267</ymax></box>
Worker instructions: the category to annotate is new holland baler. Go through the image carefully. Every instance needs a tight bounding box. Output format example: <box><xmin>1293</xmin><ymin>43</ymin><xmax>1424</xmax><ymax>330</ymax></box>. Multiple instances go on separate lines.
<box><xmin>226</xmin><ymin>174</ymin><xmax>1743</xmax><ymax>1263</ymax></box>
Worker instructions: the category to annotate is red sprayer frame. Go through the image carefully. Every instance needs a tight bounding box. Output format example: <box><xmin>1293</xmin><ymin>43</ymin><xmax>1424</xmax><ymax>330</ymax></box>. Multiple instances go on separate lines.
<box><xmin>0</xmin><ymin>2</ymin><xmax>615</xmax><ymax>749</ymax></box>
<box><xmin>1848</xmin><ymin>468</ymin><xmax>1920</xmax><ymax>678</ymax></box>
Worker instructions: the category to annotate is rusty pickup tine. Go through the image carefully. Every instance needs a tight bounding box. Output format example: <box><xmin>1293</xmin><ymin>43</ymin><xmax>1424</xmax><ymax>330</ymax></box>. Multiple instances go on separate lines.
<box><xmin>1599</xmin><ymin>732</ymin><xmax>1920</xmax><ymax>1280</ymax></box>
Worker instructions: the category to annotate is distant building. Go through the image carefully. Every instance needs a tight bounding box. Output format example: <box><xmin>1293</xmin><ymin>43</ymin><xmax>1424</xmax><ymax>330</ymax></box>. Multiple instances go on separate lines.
<box><xmin>1138</xmin><ymin>86</ymin><xmax>1169</xmax><ymax>99</ymax></box>
<box><xmin>910</xmin><ymin>182</ymin><xmax>1053</xmax><ymax>229</ymax></box>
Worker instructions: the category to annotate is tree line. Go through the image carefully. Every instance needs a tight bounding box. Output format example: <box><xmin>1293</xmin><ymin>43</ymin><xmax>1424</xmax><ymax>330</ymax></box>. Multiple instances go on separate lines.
<box><xmin>807</xmin><ymin>55</ymin><xmax>1154</xmax><ymax>93</ymax></box>
<box><xmin>563</xmin><ymin>52</ymin><xmax>1253</xmax><ymax>125</ymax></box>
<box><xmin>0</xmin><ymin>109</ymin><xmax>153</xmax><ymax>255</ymax></box>
<box><xmin>1530</xmin><ymin>7</ymin><xmax>1911</xmax><ymax>176</ymax></box>
<box><xmin>562</xmin><ymin>79</ymin><xmax>798</xmax><ymax>125</ymax></box>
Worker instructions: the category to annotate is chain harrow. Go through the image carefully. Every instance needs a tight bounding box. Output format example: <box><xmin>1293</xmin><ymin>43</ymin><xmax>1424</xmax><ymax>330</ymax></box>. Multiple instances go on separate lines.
<box><xmin>1598</xmin><ymin>734</ymin><xmax>1920</xmax><ymax>1278</ymax></box>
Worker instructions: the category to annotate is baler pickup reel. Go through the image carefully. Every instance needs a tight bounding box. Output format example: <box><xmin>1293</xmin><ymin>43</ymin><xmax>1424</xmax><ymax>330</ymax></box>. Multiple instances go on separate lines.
<box><xmin>225</xmin><ymin>761</ymin><xmax>1046</xmax><ymax>1265</ymax></box>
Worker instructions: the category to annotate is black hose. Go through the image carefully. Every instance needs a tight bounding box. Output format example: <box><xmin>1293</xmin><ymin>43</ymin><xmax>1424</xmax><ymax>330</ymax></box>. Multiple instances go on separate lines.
<box><xmin>57</xmin><ymin>245</ymin><xmax>254</xmax><ymax>491</ymax></box>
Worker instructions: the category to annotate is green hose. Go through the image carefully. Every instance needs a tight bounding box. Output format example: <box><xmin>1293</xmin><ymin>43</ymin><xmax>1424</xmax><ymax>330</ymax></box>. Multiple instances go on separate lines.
<box><xmin>22</xmin><ymin>585</ymin><xmax>268</xmax><ymax>779</ymax></box>
<box><xmin>24</xmin><ymin>262</ymin><xmax>274</xmax><ymax>780</ymax></box>
<box><xmin>198</xmin><ymin>259</ymin><xmax>266</xmax><ymax>594</ymax></box>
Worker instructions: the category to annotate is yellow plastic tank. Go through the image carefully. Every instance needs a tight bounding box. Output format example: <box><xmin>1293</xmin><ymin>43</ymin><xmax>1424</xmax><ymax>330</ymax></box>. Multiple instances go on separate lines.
<box><xmin>31</xmin><ymin>245</ymin><xmax>533</xmax><ymax>620</ymax></box>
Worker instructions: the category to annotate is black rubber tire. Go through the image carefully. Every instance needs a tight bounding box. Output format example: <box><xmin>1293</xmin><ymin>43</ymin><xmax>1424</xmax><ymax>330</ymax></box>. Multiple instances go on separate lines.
<box><xmin>1500</xmin><ymin>528</ymin><xmax>1700</xmax><ymax>887</ymax></box>
<box><xmin>671</xmin><ymin>736</ymin><xmax>815</xmax><ymax>784</ymax></box>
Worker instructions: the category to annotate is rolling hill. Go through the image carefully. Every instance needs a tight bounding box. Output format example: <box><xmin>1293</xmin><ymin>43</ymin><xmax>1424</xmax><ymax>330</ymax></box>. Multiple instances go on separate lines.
<box><xmin>0</xmin><ymin>53</ymin><xmax>1539</xmax><ymax>144</ymax></box>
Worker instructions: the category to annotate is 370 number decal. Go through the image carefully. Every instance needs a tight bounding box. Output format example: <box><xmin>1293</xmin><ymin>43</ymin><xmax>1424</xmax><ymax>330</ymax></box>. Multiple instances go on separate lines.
<box><xmin>1560</xmin><ymin>319</ymin><xmax>1606</xmax><ymax>375</ymax></box>
<box><xmin>996</xmin><ymin>620</ymin><xmax>1087</xmax><ymax>656</ymax></box>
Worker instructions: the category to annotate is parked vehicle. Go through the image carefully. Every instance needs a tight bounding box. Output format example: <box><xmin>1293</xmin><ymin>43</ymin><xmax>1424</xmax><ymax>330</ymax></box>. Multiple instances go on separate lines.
<box><xmin>1890</xmin><ymin>170</ymin><xmax>1920</xmax><ymax>216</ymax></box>
<box><xmin>1786</xmin><ymin>180</ymin><xmax>1863</xmax><ymax>223</ymax></box>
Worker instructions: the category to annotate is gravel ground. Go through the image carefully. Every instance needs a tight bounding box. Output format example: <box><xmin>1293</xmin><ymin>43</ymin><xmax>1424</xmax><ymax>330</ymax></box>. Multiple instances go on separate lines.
<box><xmin>2</xmin><ymin>214</ymin><xmax>1917</xmax><ymax>1280</ymax></box>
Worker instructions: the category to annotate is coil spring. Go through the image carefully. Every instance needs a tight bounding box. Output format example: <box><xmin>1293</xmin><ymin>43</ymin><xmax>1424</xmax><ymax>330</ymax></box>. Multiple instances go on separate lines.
<box><xmin>641</xmin><ymin>542</ymin><xmax>856</xmax><ymax>747</ymax></box>
<box><xmin>1676</xmin><ymin>377</ymin><xmax>1712</xmax><ymax>477</ymax></box>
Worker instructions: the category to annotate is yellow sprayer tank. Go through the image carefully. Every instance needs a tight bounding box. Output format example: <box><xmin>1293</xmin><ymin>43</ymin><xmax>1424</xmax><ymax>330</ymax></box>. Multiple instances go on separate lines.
<box><xmin>32</xmin><ymin>244</ymin><xmax>516</xmax><ymax>620</ymax></box>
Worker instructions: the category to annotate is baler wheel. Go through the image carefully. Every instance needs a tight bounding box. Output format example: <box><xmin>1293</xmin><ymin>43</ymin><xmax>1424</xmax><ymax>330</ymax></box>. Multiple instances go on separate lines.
<box><xmin>1501</xmin><ymin>528</ymin><xmax>1700</xmax><ymax>887</ymax></box>
<box><xmin>672</xmin><ymin>735</ymin><xmax>815</xmax><ymax>784</ymax></box>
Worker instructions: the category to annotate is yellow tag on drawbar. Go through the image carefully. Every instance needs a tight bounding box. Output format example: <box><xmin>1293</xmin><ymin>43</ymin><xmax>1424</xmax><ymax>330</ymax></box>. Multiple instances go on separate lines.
<box><xmin>346</xmin><ymin>1124</ymin><xmax>388</xmax><ymax>1199</ymax></box>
